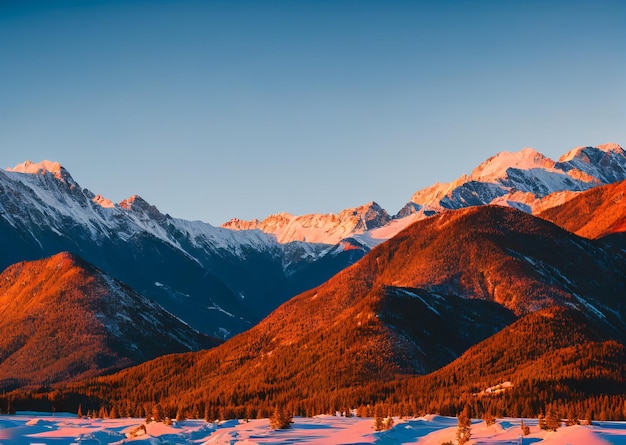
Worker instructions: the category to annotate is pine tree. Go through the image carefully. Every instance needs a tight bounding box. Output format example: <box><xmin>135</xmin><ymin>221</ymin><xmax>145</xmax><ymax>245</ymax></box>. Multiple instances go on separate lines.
<box><xmin>269</xmin><ymin>406</ymin><xmax>292</xmax><ymax>429</ymax></box>
<box><xmin>520</xmin><ymin>419</ymin><xmax>530</xmax><ymax>436</ymax></box>
<box><xmin>151</xmin><ymin>403</ymin><xmax>164</xmax><ymax>423</ymax></box>
<box><xmin>373</xmin><ymin>404</ymin><xmax>384</xmax><ymax>431</ymax></box>
<box><xmin>545</xmin><ymin>408</ymin><xmax>561</xmax><ymax>431</ymax></box>
<box><xmin>538</xmin><ymin>413</ymin><xmax>547</xmax><ymax>430</ymax></box>
<box><xmin>383</xmin><ymin>412</ymin><xmax>394</xmax><ymax>431</ymax></box>
<box><xmin>482</xmin><ymin>409</ymin><xmax>496</xmax><ymax>426</ymax></box>
<box><xmin>77</xmin><ymin>404</ymin><xmax>83</xmax><ymax>419</ymax></box>
<box><xmin>456</xmin><ymin>406</ymin><xmax>472</xmax><ymax>445</ymax></box>
<box><xmin>176</xmin><ymin>407</ymin><xmax>185</xmax><ymax>422</ymax></box>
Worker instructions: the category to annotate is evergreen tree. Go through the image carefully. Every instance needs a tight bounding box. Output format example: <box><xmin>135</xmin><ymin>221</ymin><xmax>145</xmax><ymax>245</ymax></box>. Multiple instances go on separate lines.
<box><xmin>151</xmin><ymin>404</ymin><xmax>164</xmax><ymax>423</ymax></box>
<box><xmin>520</xmin><ymin>419</ymin><xmax>530</xmax><ymax>436</ymax></box>
<box><xmin>482</xmin><ymin>410</ymin><xmax>496</xmax><ymax>426</ymax></box>
<box><xmin>545</xmin><ymin>408</ymin><xmax>561</xmax><ymax>431</ymax></box>
<box><xmin>98</xmin><ymin>406</ymin><xmax>108</xmax><ymax>419</ymax></box>
<box><xmin>456</xmin><ymin>406</ymin><xmax>472</xmax><ymax>445</ymax></box>
<box><xmin>77</xmin><ymin>404</ymin><xmax>83</xmax><ymax>419</ymax></box>
<box><xmin>176</xmin><ymin>406</ymin><xmax>186</xmax><ymax>422</ymax></box>
<box><xmin>269</xmin><ymin>406</ymin><xmax>292</xmax><ymax>429</ymax></box>
<box><xmin>373</xmin><ymin>405</ymin><xmax>384</xmax><ymax>431</ymax></box>
<box><xmin>382</xmin><ymin>412</ymin><xmax>394</xmax><ymax>431</ymax></box>
<box><xmin>538</xmin><ymin>413</ymin><xmax>547</xmax><ymax>430</ymax></box>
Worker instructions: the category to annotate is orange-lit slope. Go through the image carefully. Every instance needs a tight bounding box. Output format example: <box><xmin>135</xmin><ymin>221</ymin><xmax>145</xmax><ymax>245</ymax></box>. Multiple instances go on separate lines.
<box><xmin>0</xmin><ymin>252</ymin><xmax>218</xmax><ymax>390</ymax></box>
<box><xmin>538</xmin><ymin>180</ymin><xmax>626</xmax><ymax>239</ymax></box>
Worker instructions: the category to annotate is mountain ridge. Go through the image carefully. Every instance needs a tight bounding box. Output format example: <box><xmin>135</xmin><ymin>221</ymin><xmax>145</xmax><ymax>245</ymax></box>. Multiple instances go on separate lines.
<box><xmin>220</xmin><ymin>143</ymin><xmax>626</xmax><ymax>246</ymax></box>
<box><xmin>0</xmin><ymin>252</ymin><xmax>219</xmax><ymax>391</ymax></box>
<box><xmin>0</xmin><ymin>164</ymin><xmax>364</xmax><ymax>338</ymax></box>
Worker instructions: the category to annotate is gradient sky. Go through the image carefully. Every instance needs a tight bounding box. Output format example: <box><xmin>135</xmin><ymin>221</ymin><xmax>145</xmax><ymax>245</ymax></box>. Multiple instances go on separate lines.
<box><xmin>1</xmin><ymin>0</ymin><xmax>624</xmax><ymax>225</ymax></box>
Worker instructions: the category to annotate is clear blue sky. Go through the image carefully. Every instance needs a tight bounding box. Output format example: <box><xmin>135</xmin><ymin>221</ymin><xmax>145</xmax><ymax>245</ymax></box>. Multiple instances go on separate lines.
<box><xmin>1</xmin><ymin>0</ymin><xmax>624</xmax><ymax>225</ymax></box>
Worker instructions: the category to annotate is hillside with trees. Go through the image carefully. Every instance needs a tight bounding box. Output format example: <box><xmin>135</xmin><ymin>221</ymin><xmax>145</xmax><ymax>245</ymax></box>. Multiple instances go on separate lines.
<box><xmin>538</xmin><ymin>179</ymin><xmax>626</xmax><ymax>239</ymax></box>
<box><xmin>8</xmin><ymin>206</ymin><xmax>625</xmax><ymax>421</ymax></box>
<box><xmin>0</xmin><ymin>252</ymin><xmax>218</xmax><ymax>391</ymax></box>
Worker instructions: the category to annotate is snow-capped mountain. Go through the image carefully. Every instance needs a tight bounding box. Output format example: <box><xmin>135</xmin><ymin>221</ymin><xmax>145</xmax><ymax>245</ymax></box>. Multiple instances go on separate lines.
<box><xmin>221</xmin><ymin>143</ymin><xmax>626</xmax><ymax>249</ymax></box>
<box><xmin>0</xmin><ymin>162</ymin><xmax>364</xmax><ymax>338</ymax></box>
<box><xmin>362</xmin><ymin>143</ymin><xmax>626</xmax><ymax>248</ymax></box>
<box><xmin>222</xmin><ymin>201</ymin><xmax>390</xmax><ymax>244</ymax></box>
<box><xmin>398</xmin><ymin>143</ymin><xmax>625</xmax><ymax>218</ymax></box>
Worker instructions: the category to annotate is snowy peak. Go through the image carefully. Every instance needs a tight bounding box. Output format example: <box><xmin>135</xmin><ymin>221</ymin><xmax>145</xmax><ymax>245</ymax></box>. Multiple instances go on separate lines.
<box><xmin>400</xmin><ymin>143</ymin><xmax>626</xmax><ymax>222</ymax></box>
<box><xmin>222</xmin><ymin>202</ymin><xmax>390</xmax><ymax>244</ymax></box>
<box><xmin>92</xmin><ymin>194</ymin><xmax>116</xmax><ymax>208</ymax></box>
<box><xmin>336</xmin><ymin>201</ymin><xmax>390</xmax><ymax>230</ymax></box>
<box><xmin>8</xmin><ymin>159</ymin><xmax>63</xmax><ymax>175</ymax></box>
<box><xmin>469</xmin><ymin>147</ymin><xmax>555</xmax><ymax>183</ymax></box>
<box><xmin>597</xmin><ymin>142</ymin><xmax>624</xmax><ymax>154</ymax></box>
<box><xmin>6</xmin><ymin>159</ymin><xmax>75</xmax><ymax>185</ymax></box>
<box><xmin>556</xmin><ymin>143</ymin><xmax>626</xmax><ymax>184</ymax></box>
<box><xmin>558</xmin><ymin>143</ymin><xmax>624</xmax><ymax>163</ymax></box>
<box><xmin>119</xmin><ymin>194</ymin><xmax>167</xmax><ymax>221</ymax></box>
<box><xmin>223</xmin><ymin>213</ymin><xmax>294</xmax><ymax>232</ymax></box>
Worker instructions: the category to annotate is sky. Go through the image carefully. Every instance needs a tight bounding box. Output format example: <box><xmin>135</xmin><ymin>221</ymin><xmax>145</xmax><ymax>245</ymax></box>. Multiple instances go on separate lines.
<box><xmin>1</xmin><ymin>0</ymin><xmax>624</xmax><ymax>225</ymax></box>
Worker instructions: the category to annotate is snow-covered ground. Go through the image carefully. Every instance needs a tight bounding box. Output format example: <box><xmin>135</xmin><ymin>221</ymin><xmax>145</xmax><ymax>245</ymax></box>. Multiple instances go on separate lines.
<box><xmin>0</xmin><ymin>413</ymin><xmax>624</xmax><ymax>445</ymax></box>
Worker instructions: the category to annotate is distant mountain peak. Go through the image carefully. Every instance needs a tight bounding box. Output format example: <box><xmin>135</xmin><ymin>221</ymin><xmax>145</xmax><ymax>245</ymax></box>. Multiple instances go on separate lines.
<box><xmin>469</xmin><ymin>147</ymin><xmax>555</xmax><ymax>182</ymax></box>
<box><xmin>597</xmin><ymin>142</ymin><xmax>623</xmax><ymax>153</ymax></box>
<box><xmin>6</xmin><ymin>159</ymin><xmax>75</xmax><ymax>184</ymax></box>
<box><xmin>8</xmin><ymin>159</ymin><xmax>62</xmax><ymax>174</ymax></box>
<box><xmin>559</xmin><ymin>142</ymin><xmax>625</xmax><ymax>163</ymax></box>
<box><xmin>119</xmin><ymin>194</ymin><xmax>144</xmax><ymax>210</ymax></box>
<box><xmin>223</xmin><ymin>202</ymin><xmax>390</xmax><ymax>244</ymax></box>
<box><xmin>397</xmin><ymin>142</ymin><xmax>626</xmax><ymax>224</ymax></box>
<box><xmin>92</xmin><ymin>194</ymin><xmax>115</xmax><ymax>208</ymax></box>
<box><xmin>119</xmin><ymin>194</ymin><xmax>167</xmax><ymax>222</ymax></box>
<box><xmin>119</xmin><ymin>194</ymin><xmax>156</xmax><ymax>212</ymax></box>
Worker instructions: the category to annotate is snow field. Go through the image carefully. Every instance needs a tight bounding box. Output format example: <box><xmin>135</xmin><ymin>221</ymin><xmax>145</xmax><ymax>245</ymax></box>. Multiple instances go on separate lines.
<box><xmin>0</xmin><ymin>413</ymin><xmax>624</xmax><ymax>445</ymax></box>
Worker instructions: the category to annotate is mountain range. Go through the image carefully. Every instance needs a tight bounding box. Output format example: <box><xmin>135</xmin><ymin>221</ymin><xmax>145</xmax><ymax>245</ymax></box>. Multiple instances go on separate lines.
<box><xmin>35</xmin><ymin>196</ymin><xmax>626</xmax><ymax>419</ymax></box>
<box><xmin>0</xmin><ymin>160</ymin><xmax>365</xmax><ymax>339</ymax></box>
<box><xmin>223</xmin><ymin>143</ymin><xmax>626</xmax><ymax>248</ymax></box>
<box><xmin>1</xmin><ymin>142</ymin><xmax>626</xmax><ymax>418</ymax></box>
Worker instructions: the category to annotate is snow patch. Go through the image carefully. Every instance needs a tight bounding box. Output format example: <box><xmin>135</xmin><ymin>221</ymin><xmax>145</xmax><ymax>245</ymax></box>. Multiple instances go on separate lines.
<box><xmin>207</xmin><ymin>302</ymin><xmax>235</xmax><ymax>318</ymax></box>
<box><xmin>394</xmin><ymin>288</ymin><xmax>441</xmax><ymax>315</ymax></box>
<box><xmin>573</xmin><ymin>294</ymin><xmax>606</xmax><ymax>319</ymax></box>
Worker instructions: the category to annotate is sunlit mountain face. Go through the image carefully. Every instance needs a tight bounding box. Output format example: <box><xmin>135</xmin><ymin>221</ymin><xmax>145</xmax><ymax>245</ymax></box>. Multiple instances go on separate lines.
<box><xmin>538</xmin><ymin>179</ymin><xmax>626</xmax><ymax>239</ymax></box>
<box><xmin>0</xmin><ymin>252</ymin><xmax>218</xmax><ymax>391</ymax></box>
